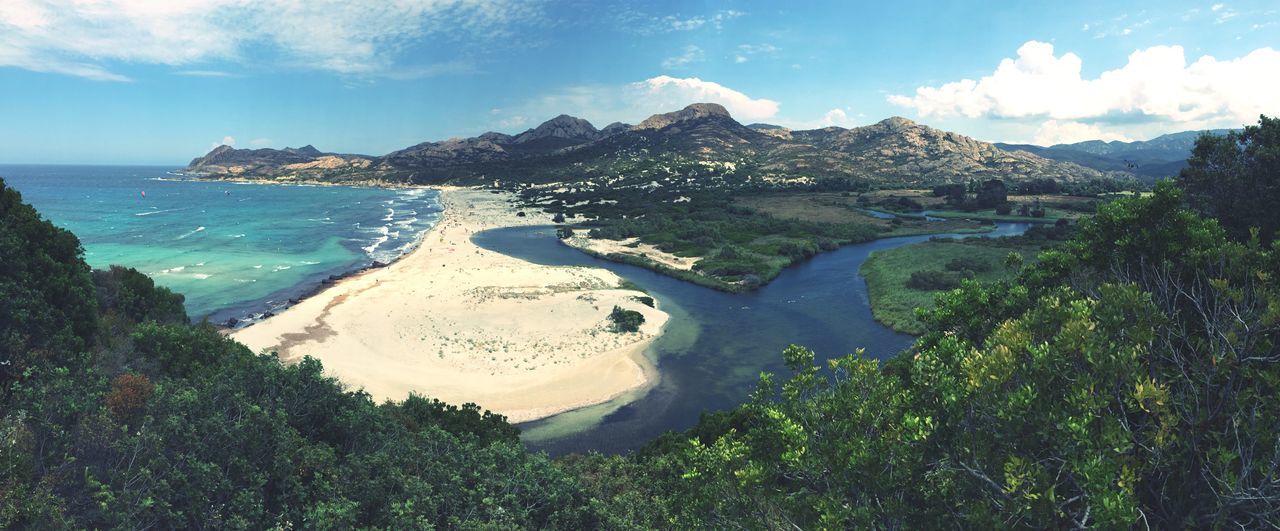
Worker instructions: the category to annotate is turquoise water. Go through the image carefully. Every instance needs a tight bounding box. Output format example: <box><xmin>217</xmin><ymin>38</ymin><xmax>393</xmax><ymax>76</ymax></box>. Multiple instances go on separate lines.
<box><xmin>2</xmin><ymin>163</ymin><xmax>1027</xmax><ymax>455</ymax></box>
<box><xmin>1</xmin><ymin>165</ymin><xmax>441</xmax><ymax>323</ymax></box>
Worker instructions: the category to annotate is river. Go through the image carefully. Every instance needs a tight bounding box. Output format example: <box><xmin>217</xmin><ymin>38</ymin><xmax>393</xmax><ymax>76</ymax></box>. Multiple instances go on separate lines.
<box><xmin>472</xmin><ymin>222</ymin><xmax>1032</xmax><ymax>455</ymax></box>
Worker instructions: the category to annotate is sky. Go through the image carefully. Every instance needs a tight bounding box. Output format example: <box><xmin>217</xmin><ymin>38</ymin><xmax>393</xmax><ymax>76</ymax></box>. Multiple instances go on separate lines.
<box><xmin>0</xmin><ymin>0</ymin><xmax>1277</xmax><ymax>164</ymax></box>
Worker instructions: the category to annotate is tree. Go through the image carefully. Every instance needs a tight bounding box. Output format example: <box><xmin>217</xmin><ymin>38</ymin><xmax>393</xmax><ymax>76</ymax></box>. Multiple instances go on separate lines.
<box><xmin>0</xmin><ymin>179</ymin><xmax>97</xmax><ymax>394</ymax></box>
<box><xmin>974</xmin><ymin>179</ymin><xmax>1007</xmax><ymax>208</ymax></box>
<box><xmin>1177</xmin><ymin>115</ymin><xmax>1280</xmax><ymax>244</ymax></box>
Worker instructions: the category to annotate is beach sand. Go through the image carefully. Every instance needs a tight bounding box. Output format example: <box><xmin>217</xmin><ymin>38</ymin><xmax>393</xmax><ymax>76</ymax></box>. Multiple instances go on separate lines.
<box><xmin>232</xmin><ymin>188</ymin><xmax>669</xmax><ymax>423</ymax></box>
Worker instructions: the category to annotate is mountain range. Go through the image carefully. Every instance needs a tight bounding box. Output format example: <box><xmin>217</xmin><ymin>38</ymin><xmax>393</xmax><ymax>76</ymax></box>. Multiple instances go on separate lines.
<box><xmin>187</xmin><ymin>103</ymin><xmax>1168</xmax><ymax>187</ymax></box>
<box><xmin>996</xmin><ymin>129</ymin><xmax>1232</xmax><ymax>181</ymax></box>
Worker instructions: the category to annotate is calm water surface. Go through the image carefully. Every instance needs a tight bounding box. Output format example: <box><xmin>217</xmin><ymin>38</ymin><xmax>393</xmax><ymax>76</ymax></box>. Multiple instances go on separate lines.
<box><xmin>474</xmin><ymin>222</ymin><xmax>1030</xmax><ymax>454</ymax></box>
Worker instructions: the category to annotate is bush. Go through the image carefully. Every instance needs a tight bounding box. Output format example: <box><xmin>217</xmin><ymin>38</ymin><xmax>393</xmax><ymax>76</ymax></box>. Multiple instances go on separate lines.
<box><xmin>906</xmin><ymin>270</ymin><xmax>961</xmax><ymax>291</ymax></box>
<box><xmin>608</xmin><ymin>305</ymin><xmax>645</xmax><ymax>333</ymax></box>
<box><xmin>994</xmin><ymin>202</ymin><xmax>1013</xmax><ymax>215</ymax></box>
<box><xmin>944</xmin><ymin>256</ymin><xmax>993</xmax><ymax>273</ymax></box>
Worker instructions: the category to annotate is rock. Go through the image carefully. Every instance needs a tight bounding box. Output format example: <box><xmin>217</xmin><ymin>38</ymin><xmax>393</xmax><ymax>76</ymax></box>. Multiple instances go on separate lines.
<box><xmin>511</xmin><ymin>115</ymin><xmax>599</xmax><ymax>144</ymax></box>
<box><xmin>634</xmin><ymin>103</ymin><xmax>732</xmax><ymax>130</ymax></box>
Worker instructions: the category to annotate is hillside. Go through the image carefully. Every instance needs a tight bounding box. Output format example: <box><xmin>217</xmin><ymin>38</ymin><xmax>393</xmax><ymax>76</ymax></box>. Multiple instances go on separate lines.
<box><xmin>997</xmin><ymin>128</ymin><xmax>1235</xmax><ymax>181</ymax></box>
<box><xmin>184</xmin><ymin>104</ymin><xmax>1121</xmax><ymax>188</ymax></box>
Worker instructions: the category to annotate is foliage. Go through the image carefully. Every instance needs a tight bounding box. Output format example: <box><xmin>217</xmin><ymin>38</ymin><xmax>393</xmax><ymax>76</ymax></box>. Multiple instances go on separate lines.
<box><xmin>1177</xmin><ymin>114</ymin><xmax>1280</xmax><ymax>244</ymax></box>
<box><xmin>551</xmin><ymin>187</ymin><xmax>882</xmax><ymax>289</ymax></box>
<box><xmin>93</xmin><ymin>265</ymin><xmax>188</xmax><ymax>325</ymax></box>
<box><xmin>609</xmin><ymin>305</ymin><xmax>645</xmax><ymax>333</ymax></box>
<box><xmin>862</xmin><ymin>239</ymin><xmax>1040</xmax><ymax>334</ymax></box>
<box><xmin>0</xmin><ymin>180</ymin><xmax>97</xmax><ymax>394</ymax></box>
<box><xmin>944</xmin><ymin>255</ymin><xmax>994</xmax><ymax>273</ymax></box>
<box><xmin>0</xmin><ymin>176</ymin><xmax>607</xmax><ymax>529</ymax></box>
<box><xmin>619</xmin><ymin>179</ymin><xmax>1280</xmax><ymax>528</ymax></box>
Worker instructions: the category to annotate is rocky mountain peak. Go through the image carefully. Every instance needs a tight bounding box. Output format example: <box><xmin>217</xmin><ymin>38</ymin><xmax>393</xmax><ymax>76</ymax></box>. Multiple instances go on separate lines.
<box><xmin>635</xmin><ymin>102</ymin><xmax>734</xmax><ymax>130</ymax></box>
<box><xmin>600</xmin><ymin>122</ymin><xmax>631</xmax><ymax>136</ymax></box>
<box><xmin>878</xmin><ymin>116</ymin><xmax>918</xmax><ymax>130</ymax></box>
<box><xmin>512</xmin><ymin>114</ymin><xmax>599</xmax><ymax>144</ymax></box>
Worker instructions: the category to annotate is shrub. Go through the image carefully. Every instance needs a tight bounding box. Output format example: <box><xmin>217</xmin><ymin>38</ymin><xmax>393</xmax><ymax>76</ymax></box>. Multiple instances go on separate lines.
<box><xmin>105</xmin><ymin>373</ymin><xmax>154</xmax><ymax>426</ymax></box>
<box><xmin>608</xmin><ymin>306</ymin><xmax>645</xmax><ymax>333</ymax></box>
<box><xmin>944</xmin><ymin>256</ymin><xmax>993</xmax><ymax>273</ymax></box>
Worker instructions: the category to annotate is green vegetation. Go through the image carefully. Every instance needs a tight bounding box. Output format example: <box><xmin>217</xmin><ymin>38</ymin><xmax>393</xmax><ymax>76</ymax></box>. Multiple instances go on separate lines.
<box><xmin>0</xmin><ymin>179</ymin><xmax>601</xmax><ymax>529</ymax></box>
<box><xmin>861</xmin><ymin>236</ymin><xmax>1048</xmax><ymax>334</ymax></box>
<box><xmin>531</xmin><ymin>187</ymin><xmax>880</xmax><ymax>290</ymax></box>
<box><xmin>3</xmin><ymin>119</ymin><xmax>1278</xmax><ymax>528</ymax></box>
<box><xmin>579</xmin><ymin>178</ymin><xmax>1280</xmax><ymax>528</ymax></box>
<box><xmin>608</xmin><ymin>305</ymin><xmax>645</xmax><ymax>333</ymax></box>
<box><xmin>1178</xmin><ymin>115</ymin><xmax>1280</xmax><ymax>244</ymax></box>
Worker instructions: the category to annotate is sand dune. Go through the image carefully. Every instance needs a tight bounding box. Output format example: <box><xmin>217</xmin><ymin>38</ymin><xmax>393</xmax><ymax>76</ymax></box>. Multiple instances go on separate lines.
<box><xmin>233</xmin><ymin>188</ymin><xmax>668</xmax><ymax>423</ymax></box>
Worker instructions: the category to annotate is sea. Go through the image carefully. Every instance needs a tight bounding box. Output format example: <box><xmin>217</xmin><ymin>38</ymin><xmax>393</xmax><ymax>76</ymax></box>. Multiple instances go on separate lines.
<box><xmin>0</xmin><ymin>165</ymin><xmax>442</xmax><ymax>324</ymax></box>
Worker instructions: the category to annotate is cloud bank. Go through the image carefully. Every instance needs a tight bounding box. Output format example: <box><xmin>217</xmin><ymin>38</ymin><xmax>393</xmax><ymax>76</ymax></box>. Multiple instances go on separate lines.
<box><xmin>492</xmin><ymin>75</ymin><xmax>780</xmax><ymax>132</ymax></box>
<box><xmin>889</xmin><ymin>40</ymin><xmax>1280</xmax><ymax>143</ymax></box>
<box><xmin>0</xmin><ymin>0</ymin><xmax>535</xmax><ymax>81</ymax></box>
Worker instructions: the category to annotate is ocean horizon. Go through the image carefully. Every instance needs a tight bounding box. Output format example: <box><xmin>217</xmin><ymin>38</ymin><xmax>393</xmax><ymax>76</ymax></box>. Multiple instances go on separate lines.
<box><xmin>0</xmin><ymin>164</ymin><xmax>442</xmax><ymax>324</ymax></box>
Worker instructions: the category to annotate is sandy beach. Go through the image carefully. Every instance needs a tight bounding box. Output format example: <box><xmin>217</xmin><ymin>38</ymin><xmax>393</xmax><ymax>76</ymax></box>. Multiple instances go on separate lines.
<box><xmin>233</xmin><ymin>188</ymin><xmax>668</xmax><ymax>423</ymax></box>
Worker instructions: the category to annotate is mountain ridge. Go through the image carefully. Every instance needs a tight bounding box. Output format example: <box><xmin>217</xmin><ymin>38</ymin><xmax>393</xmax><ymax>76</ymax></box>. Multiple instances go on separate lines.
<box><xmin>996</xmin><ymin>128</ymin><xmax>1235</xmax><ymax>181</ymax></box>
<box><xmin>185</xmin><ymin>104</ymin><xmax>1127</xmax><ymax>187</ymax></box>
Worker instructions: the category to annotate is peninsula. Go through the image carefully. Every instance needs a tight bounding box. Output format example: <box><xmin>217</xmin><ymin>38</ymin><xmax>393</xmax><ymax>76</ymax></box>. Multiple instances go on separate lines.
<box><xmin>232</xmin><ymin>188</ymin><xmax>668</xmax><ymax>422</ymax></box>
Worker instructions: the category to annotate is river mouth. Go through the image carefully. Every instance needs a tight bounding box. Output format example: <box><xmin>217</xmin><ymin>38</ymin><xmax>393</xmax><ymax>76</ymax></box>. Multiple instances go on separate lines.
<box><xmin>472</xmin><ymin>222</ymin><xmax>1032</xmax><ymax>455</ymax></box>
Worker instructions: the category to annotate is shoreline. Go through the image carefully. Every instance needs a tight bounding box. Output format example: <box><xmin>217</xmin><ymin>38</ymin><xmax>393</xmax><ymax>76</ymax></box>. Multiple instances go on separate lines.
<box><xmin>232</xmin><ymin>188</ymin><xmax>669</xmax><ymax>423</ymax></box>
<box><xmin>215</xmin><ymin>182</ymin><xmax>442</xmax><ymax>330</ymax></box>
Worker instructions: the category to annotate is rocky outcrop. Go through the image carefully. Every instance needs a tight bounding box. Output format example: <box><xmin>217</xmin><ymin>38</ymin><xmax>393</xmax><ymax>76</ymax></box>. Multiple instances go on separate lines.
<box><xmin>634</xmin><ymin>103</ymin><xmax>732</xmax><ymax>130</ymax></box>
<box><xmin>511</xmin><ymin>114</ymin><xmax>599</xmax><ymax>144</ymax></box>
<box><xmin>775</xmin><ymin>117</ymin><xmax>1114</xmax><ymax>184</ymax></box>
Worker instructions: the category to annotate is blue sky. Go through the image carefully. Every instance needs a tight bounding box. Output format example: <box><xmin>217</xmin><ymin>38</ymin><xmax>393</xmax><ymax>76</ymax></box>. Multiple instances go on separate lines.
<box><xmin>0</xmin><ymin>0</ymin><xmax>1276</xmax><ymax>164</ymax></box>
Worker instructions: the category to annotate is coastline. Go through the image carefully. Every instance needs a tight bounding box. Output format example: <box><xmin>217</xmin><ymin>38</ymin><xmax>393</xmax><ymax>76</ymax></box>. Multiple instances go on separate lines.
<box><xmin>232</xmin><ymin>188</ymin><xmax>669</xmax><ymax>423</ymax></box>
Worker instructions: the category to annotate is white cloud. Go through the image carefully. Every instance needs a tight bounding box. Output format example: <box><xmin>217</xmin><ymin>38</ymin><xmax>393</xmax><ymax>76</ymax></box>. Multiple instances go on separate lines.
<box><xmin>733</xmin><ymin>43</ymin><xmax>779</xmax><ymax>64</ymax></box>
<box><xmin>1033</xmin><ymin>120</ymin><xmax>1131</xmax><ymax>145</ymax></box>
<box><xmin>770</xmin><ymin>108</ymin><xmax>862</xmax><ymax>130</ymax></box>
<box><xmin>492</xmin><ymin>75</ymin><xmax>779</xmax><ymax>132</ymax></box>
<box><xmin>660</xmin><ymin>10</ymin><xmax>743</xmax><ymax>32</ymax></box>
<box><xmin>1212</xmin><ymin>3</ymin><xmax>1225</xmax><ymax>11</ymax></box>
<box><xmin>662</xmin><ymin>45</ymin><xmax>704</xmax><ymax>69</ymax></box>
<box><xmin>888</xmin><ymin>40</ymin><xmax>1280</xmax><ymax>131</ymax></box>
<box><xmin>620</xmin><ymin>9</ymin><xmax>744</xmax><ymax>34</ymax></box>
<box><xmin>0</xmin><ymin>0</ymin><xmax>534</xmax><ymax>81</ymax></box>
<box><xmin>820</xmin><ymin>109</ymin><xmax>854</xmax><ymax>127</ymax></box>
<box><xmin>639</xmin><ymin>76</ymin><xmax>779</xmax><ymax>121</ymax></box>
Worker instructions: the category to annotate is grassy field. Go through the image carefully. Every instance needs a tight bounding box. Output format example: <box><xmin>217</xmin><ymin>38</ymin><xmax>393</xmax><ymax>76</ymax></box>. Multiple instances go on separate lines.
<box><xmin>734</xmin><ymin>192</ymin><xmax>995</xmax><ymax>235</ymax></box>
<box><xmin>856</xmin><ymin>189</ymin><xmax>1100</xmax><ymax>222</ymax></box>
<box><xmin>860</xmin><ymin>238</ymin><xmax>1042</xmax><ymax>334</ymax></box>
